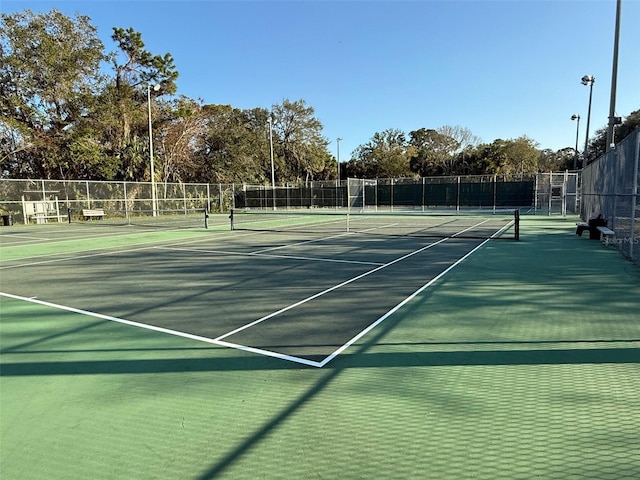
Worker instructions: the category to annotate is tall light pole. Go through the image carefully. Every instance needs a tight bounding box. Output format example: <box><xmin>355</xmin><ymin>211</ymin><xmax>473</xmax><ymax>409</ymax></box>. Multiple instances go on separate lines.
<box><xmin>606</xmin><ymin>0</ymin><xmax>622</xmax><ymax>151</ymax></box>
<box><xmin>147</xmin><ymin>83</ymin><xmax>161</xmax><ymax>217</ymax></box>
<box><xmin>581</xmin><ymin>75</ymin><xmax>595</xmax><ymax>166</ymax></box>
<box><xmin>267</xmin><ymin>116</ymin><xmax>276</xmax><ymax>210</ymax></box>
<box><xmin>571</xmin><ymin>114</ymin><xmax>580</xmax><ymax>170</ymax></box>
<box><xmin>336</xmin><ymin>137</ymin><xmax>343</xmax><ymax>209</ymax></box>
<box><xmin>336</xmin><ymin>137</ymin><xmax>342</xmax><ymax>184</ymax></box>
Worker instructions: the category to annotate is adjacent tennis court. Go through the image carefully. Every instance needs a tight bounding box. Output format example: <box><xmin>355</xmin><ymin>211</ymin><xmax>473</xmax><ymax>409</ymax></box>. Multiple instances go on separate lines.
<box><xmin>1</xmin><ymin>213</ymin><xmax>639</xmax><ymax>479</ymax></box>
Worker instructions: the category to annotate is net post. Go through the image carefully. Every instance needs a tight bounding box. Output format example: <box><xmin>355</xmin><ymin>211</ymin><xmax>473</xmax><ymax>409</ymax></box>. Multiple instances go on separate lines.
<box><xmin>514</xmin><ymin>209</ymin><xmax>520</xmax><ymax>240</ymax></box>
<box><xmin>229</xmin><ymin>209</ymin><xmax>235</xmax><ymax>231</ymax></box>
<box><xmin>204</xmin><ymin>208</ymin><xmax>209</xmax><ymax>229</ymax></box>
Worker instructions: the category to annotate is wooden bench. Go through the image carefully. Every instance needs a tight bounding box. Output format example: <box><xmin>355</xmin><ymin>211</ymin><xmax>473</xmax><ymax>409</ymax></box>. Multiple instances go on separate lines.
<box><xmin>597</xmin><ymin>226</ymin><xmax>615</xmax><ymax>243</ymax></box>
<box><xmin>82</xmin><ymin>208</ymin><xmax>105</xmax><ymax>220</ymax></box>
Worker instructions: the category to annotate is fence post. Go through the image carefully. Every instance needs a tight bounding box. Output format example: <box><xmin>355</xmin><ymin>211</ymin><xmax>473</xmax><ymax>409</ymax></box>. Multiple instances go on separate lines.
<box><xmin>547</xmin><ymin>174</ymin><xmax>552</xmax><ymax>215</ymax></box>
<box><xmin>391</xmin><ymin>178</ymin><xmax>394</xmax><ymax>212</ymax></box>
<box><xmin>493</xmin><ymin>175</ymin><xmax>497</xmax><ymax>213</ymax></box>
<box><xmin>562</xmin><ymin>170</ymin><xmax>568</xmax><ymax>217</ymax></box>
<box><xmin>124</xmin><ymin>181</ymin><xmax>129</xmax><ymax>220</ymax></box>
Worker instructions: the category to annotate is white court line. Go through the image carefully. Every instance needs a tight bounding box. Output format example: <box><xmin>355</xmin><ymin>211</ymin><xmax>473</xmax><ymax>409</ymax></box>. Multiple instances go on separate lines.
<box><xmin>311</xmin><ymin>219</ymin><xmax>514</xmax><ymax>366</ymax></box>
<box><xmin>0</xmin><ymin>233</ymin><xmax>52</xmax><ymax>241</ymax></box>
<box><xmin>214</xmin><ymin>238</ymin><xmax>449</xmax><ymax>342</ymax></box>
<box><xmin>0</xmin><ymin>245</ymin><xmax>160</xmax><ymax>270</ymax></box>
<box><xmin>153</xmin><ymin>245</ymin><xmax>384</xmax><ymax>266</ymax></box>
<box><xmin>317</xmin><ymin>237</ymin><xmax>492</xmax><ymax>367</ymax></box>
<box><xmin>245</xmin><ymin>216</ymin><xmax>439</xmax><ymax>255</ymax></box>
<box><xmin>246</xmin><ymin>217</ymin><xmax>443</xmax><ymax>258</ymax></box>
<box><xmin>2</xmin><ymin>217</ymin><xmax>508</xmax><ymax>367</ymax></box>
<box><xmin>0</xmin><ymin>228</ymin><xmax>159</xmax><ymax>248</ymax></box>
<box><xmin>250</xmin><ymin>231</ymin><xmax>350</xmax><ymax>254</ymax></box>
<box><xmin>0</xmin><ymin>230</ymin><xmax>210</xmax><ymax>265</ymax></box>
<box><xmin>214</xmin><ymin>216</ymin><xmax>508</xmax><ymax>365</ymax></box>
<box><xmin>0</xmin><ymin>291</ymin><xmax>323</xmax><ymax>368</ymax></box>
<box><xmin>0</xmin><ymin>229</ymin><xmax>259</xmax><ymax>270</ymax></box>
<box><xmin>210</xmin><ymin>339</ymin><xmax>323</xmax><ymax>367</ymax></box>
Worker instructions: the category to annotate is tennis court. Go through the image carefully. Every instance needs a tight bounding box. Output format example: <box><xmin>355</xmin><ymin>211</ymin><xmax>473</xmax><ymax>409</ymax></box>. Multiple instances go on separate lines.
<box><xmin>1</xmin><ymin>213</ymin><xmax>639</xmax><ymax>479</ymax></box>
<box><xmin>1</xmin><ymin>210</ymin><xmax>516</xmax><ymax>366</ymax></box>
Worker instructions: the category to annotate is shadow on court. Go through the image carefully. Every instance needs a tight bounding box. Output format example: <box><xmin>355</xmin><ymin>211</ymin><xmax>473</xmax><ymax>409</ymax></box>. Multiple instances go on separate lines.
<box><xmin>2</xmin><ymin>344</ymin><xmax>638</xmax><ymax>377</ymax></box>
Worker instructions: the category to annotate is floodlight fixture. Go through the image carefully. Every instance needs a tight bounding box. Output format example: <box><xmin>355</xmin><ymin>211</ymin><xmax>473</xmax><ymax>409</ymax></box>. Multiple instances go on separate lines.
<box><xmin>581</xmin><ymin>75</ymin><xmax>595</xmax><ymax>86</ymax></box>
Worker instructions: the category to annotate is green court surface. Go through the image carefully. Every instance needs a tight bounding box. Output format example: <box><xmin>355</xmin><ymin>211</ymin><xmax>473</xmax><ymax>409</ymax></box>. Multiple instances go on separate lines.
<box><xmin>1</xmin><ymin>215</ymin><xmax>639</xmax><ymax>479</ymax></box>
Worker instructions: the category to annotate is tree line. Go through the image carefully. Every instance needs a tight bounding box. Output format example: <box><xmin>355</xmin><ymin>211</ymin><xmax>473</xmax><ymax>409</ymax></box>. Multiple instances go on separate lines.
<box><xmin>1</xmin><ymin>9</ymin><xmax>638</xmax><ymax>185</ymax></box>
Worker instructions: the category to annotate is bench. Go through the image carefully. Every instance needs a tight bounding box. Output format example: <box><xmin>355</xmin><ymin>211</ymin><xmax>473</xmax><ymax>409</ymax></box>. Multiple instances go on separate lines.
<box><xmin>576</xmin><ymin>214</ymin><xmax>607</xmax><ymax>240</ymax></box>
<box><xmin>82</xmin><ymin>208</ymin><xmax>105</xmax><ymax>220</ymax></box>
<box><xmin>597</xmin><ymin>226</ymin><xmax>615</xmax><ymax>243</ymax></box>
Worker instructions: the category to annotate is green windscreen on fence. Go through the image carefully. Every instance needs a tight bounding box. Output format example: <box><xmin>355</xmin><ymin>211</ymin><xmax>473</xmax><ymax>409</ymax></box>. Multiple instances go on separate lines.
<box><xmin>234</xmin><ymin>180</ymin><xmax>533</xmax><ymax>211</ymax></box>
<box><xmin>366</xmin><ymin>180</ymin><xmax>533</xmax><ymax>209</ymax></box>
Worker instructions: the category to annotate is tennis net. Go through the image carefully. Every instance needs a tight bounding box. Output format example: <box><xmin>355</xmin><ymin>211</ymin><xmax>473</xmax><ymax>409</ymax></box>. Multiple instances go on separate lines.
<box><xmin>72</xmin><ymin>208</ymin><xmax>210</xmax><ymax>229</ymax></box>
<box><xmin>230</xmin><ymin>208</ymin><xmax>520</xmax><ymax>240</ymax></box>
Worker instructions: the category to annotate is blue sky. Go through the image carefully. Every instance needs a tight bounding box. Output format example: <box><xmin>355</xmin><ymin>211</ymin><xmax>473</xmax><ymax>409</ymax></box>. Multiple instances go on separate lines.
<box><xmin>4</xmin><ymin>0</ymin><xmax>639</xmax><ymax>160</ymax></box>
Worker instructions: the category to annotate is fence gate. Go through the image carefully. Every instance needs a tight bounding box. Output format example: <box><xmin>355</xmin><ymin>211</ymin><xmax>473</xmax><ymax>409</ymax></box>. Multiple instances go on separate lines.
<box><xmin>347</xmin><ymin>178</ymin><xmax>377</xmax><ymax>211</ymax></box>
<box><xmin>535</xmin><ymin>172</ymin><xmax>578</xmax><ymax>215</ymax></box>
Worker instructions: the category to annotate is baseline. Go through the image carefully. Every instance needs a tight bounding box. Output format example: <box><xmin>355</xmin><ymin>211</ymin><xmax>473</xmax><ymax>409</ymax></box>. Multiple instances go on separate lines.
<box><xmin>0</xmin><ymin>291</ymin><xmax>323</xmax><ymax>367</ymax></box>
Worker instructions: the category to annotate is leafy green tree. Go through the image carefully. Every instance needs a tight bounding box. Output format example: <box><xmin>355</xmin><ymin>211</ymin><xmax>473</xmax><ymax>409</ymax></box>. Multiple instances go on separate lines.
<box><xmin>108</xmin><ymin>27</ymin><xmax>179</xmax><ymax>180</ymax></box>
<box><xmin>587</xmin><ymin>108</ymin><xmax>639</xmax><ymax>162</ymax></box>
<box><xmin>4</xmin><ymin>8</ymin><xmax>602</xmax><ymax>184</ymax></box>
<box><xmin>538</xmin><ymin>148</ymin><xmax>575</xmax><ymax>172</ymax></box>
<box><xmin>346</xmin><ymin>129</ymin><xmax>415</xmax><ymax>178</ymax></box>
<box><xmin>195</xmin><ymin>105</ymin><xmax>270</xmax><ymax>184</ymax></box>
<box><xmin>408</xmin><ymin>128</ymin><xmax>460</xmax><ymax>176</ymax></box>
<box><xmin>154</xmin><ymin>96</ymin><xmax>209</xmax><ymax>183</ymax></box>
<box><xmin>464</xmin><ymin>136</ymin><xmax>540</xmax><ymax>175</ymax></box>
<box><xmin>502</xmin><ymin>136</ymin><xmax>540</xmax><ymax>174</ymax></box>
<box><xmin>271</xmin><ymin>99</ymin><xmax>331</xmax><ymax>184</ymax></box>
<box><xmin>111</xmin><ymin>27</ymin><xmax>178</xmax><ymax>93</ymax></box>
<box><xmin>65</xmin><ymin>125</ymin><xmax>118</xmax><ymax>179</ymax></box>
<box><xmin>0</xmin><ymin>9</ymin><xmax>105</xmax><ymax>178</ymax></box>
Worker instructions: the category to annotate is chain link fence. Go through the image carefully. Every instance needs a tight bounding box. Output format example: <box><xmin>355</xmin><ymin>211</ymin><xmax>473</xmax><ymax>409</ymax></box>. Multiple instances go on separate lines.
<box><xmin>1</xmin><ymin>173</ymin><xmax>581</xmax><ymax>226</ymax></box>
<box><xmin>234</xmin><ymin>174</ymin><xmax>568</xmax><ymax>213</ymax></box>
<box><xmin>581</xmin><ymin>128</ymin><xmax>640</xmax><ymax>265</ymax></box>
<box><xmin>0</xmin><ymin>179</ymin><xmax>235</xmax><ymax>224</ymax></box>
